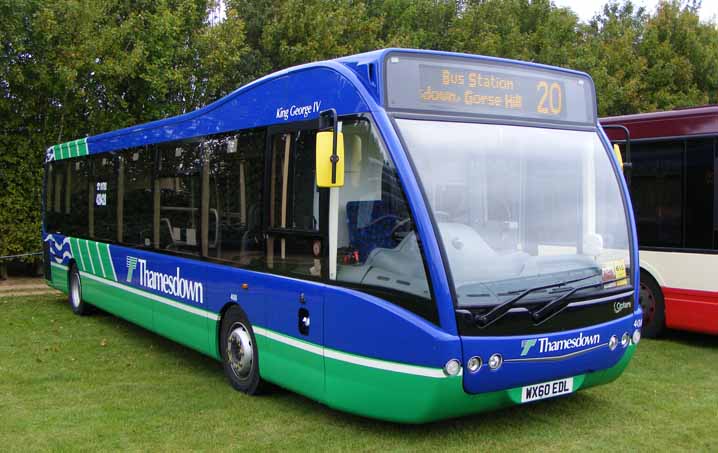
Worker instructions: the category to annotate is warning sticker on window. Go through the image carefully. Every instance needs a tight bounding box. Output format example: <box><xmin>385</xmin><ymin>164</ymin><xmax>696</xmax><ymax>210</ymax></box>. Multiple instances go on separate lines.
<box><xmin>601</xmin><ymin>260</ymin><xmax>627</xmax><ymax>288</ymax></box>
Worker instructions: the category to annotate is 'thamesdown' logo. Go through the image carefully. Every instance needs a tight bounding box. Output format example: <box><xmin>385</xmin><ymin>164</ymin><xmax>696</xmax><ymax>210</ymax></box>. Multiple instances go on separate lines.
<box><xmin>126</xmin><ymin>256</ymin><xmax>138</xmax><ymax>282</ymax></box>
<box><xmin>520</xmin><ymin>333</ymin><xmax>601</xmax><ymax>356</ymax></box>
<box><xmin>126</xmin><ymin>257</ymin><xmax>204</xmax><ymax>304</ymax></box>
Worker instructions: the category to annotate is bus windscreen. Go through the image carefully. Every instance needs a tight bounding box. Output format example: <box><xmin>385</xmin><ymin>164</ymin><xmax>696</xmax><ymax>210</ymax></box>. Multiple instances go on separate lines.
<box><xmin>385</xmin><ymin>53</ymin><xmax>595</xmax><ymax>125</ymax></box>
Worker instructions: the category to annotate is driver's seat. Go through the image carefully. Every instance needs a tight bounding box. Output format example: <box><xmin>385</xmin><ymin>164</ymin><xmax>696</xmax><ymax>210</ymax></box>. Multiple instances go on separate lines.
<box><xmin>345</xmin><ymin>200</ymin><xmax>400</xmax><ymax>263</ymax></box>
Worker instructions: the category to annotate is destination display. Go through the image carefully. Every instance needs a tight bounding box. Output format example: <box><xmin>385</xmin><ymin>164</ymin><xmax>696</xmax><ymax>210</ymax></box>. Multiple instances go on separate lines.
<box><xmin>386</xmin><ymin>54</ymin><xmax>595</xmax><ymax>125</ymax></box>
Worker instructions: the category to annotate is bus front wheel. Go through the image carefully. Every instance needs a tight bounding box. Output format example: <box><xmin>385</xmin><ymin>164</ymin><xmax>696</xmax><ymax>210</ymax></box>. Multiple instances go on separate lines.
<box><xmin>220</xmin><ymin>306</ymin><xmax>264</xmax><ymax>395</ymax></box>
<box><xmin>639</xmin><ymin>271</ymin><xmax>665</xmax><ymax>338</ymax></box>
<box><xmin>68</xmin><ymin>264</ymin><xmax>92</xmax><ymax>316</ymax></box>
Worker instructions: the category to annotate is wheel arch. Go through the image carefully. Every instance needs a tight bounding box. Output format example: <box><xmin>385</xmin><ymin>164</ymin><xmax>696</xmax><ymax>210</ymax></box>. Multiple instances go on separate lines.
<box><xmin>66</xmin><ymin>258</ymin><xmax>78</xmax><ymax>291</ymax></box>
<box><xmin>639</xmin><ymin>259</ymin><xmax>665</xmax><ymax>288</ymax></box>
<box><xmin>215</xmin><ymin>301</ymin><xmax>242</xmax><ymax>359</ymax></box>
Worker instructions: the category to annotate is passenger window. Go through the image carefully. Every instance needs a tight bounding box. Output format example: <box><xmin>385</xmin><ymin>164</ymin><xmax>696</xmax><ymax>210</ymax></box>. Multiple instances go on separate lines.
<box><xmin>91</xmin><ymin>154</ymin><xmax>117</xmax><ymax>242</ymax></box>
<box><xmin>685</xmin><ymin>139</ymin><xmax>715</xmax><ymax>249</ymax></box>
<box><xmin>335</xmin><ymin>119</ymin><xmax>437</xmax><ymax>324</ymax></box>
<box><xmin>67</xmin><ymin>158</ymin><xmax>90</xmax><ymax>237</ymax></box>
<box><xmin>266</xmin><ymin>130</ymin><xmax>324</xmax><ymax>277</ymax></box>
<box><xmin>156</xmin><ymin>141</ymin><xmax>202</xmax><ymax>256</ymax></box>
<box><xmin>120</xmin><ymin>148</ymin><xmax>154</xmax><ymax>247</ymax></box>
<box><xmin>631</xmin><ymin>141</ymin><xmax>684</xmax><ymax>248</ymax></box>
<box><xmin>207</xmin><ymin>129</ymin><xmax>266</xmax><ymax>266</ymax></box>
<box><xmin>45</xmin><ymin>160</ymin><xmax>68</xmax><ymax>233</ymax></box>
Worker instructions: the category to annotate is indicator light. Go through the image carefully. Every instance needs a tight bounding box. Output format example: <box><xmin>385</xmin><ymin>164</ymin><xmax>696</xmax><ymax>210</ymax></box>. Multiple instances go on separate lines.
<box><xmin>444</xmin><ymin>359</ymin><xmax>461</xmax><ymax>376</ymax></box>
<box><xmin>632</xmin><ymin>329</ymin><xmax>641</xmax><ymax>345</ymax></box>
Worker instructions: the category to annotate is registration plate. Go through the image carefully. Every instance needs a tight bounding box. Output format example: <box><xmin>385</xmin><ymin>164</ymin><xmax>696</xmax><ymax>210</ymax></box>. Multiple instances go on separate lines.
<box><xmin>521</xmin><ymin>377</ymin><xmax>574</xmax><ymax>403</ymax></box>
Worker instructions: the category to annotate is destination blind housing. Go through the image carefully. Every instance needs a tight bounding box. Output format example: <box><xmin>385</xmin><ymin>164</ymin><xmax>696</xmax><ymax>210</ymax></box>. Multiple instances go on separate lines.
<box><xmin>385</xmin><ymin>53</ymin><xmax>596</xmax><ymax>126</ymax></box>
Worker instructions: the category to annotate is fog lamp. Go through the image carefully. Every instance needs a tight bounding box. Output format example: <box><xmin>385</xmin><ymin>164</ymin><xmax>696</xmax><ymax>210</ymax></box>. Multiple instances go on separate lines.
<box><xmin>467</xmin><ymin>356</ymin><xmax>482</xmax><ymax>373</ymax></box>
<box><xmin>488</xmin><ymin>353</ymin><xmax>503</xmax><ymax>371</ymax></box>
<box><xmin>608</xmin><ymin>335</ymin><xmax>618</xmax><ymax>351</ymax></box>
<box><xmin>444</xmin><ymin>359</ymin><xmax>461</xmax><ymax>376</ymax></box>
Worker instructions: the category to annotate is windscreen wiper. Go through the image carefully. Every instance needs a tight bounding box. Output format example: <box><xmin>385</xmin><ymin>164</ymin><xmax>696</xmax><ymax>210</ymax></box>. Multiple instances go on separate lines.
<box><xmin>471</xmin><ymin>274</ymin><xmax>600</xmax><ymax>328</ymax></box>
<box><xmin>530</xmin><ymin>277</ymin><xmax>626</xmax><ymax>324</ymax></box>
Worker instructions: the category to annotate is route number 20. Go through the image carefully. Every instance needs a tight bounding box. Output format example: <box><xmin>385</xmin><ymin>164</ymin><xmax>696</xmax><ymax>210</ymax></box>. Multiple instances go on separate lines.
<box><xmin>536</xmin><ymin>81</ymin><xmax>562</xmax><ymax>115</ymax></box>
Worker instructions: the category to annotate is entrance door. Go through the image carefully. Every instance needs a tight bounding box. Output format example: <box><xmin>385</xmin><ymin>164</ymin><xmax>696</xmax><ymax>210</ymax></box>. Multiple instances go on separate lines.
<box><xmin>263</xmin><ymin>124</ymin><xmax>328</xmax><ymax>401</ymax></box>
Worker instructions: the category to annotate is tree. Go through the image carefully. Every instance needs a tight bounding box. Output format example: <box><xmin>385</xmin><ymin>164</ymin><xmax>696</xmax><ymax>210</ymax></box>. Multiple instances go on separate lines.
<box><xmin>0</xmin><ymin>0</ymin><xmax>250</xmax><ymax>271</ymax></box>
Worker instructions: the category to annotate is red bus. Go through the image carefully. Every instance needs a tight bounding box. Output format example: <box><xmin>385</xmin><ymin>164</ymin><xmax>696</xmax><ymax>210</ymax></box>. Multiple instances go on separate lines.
<box><xmin>602</xmin><ymin>106</ymin><xmax>718</xmax><ymax>336</ymax></box>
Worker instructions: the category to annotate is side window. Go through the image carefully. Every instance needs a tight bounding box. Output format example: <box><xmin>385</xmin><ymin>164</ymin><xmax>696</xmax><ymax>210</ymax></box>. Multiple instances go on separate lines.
<box><xmin>335</xmin><ymin>119</ymin><xmax>437</xmax><ymax>324</ymax></box>
<box><xmin>45</xmin><ymin>160</ymin><xmax>67</xmax><ymax>233</ymax></box>
<box><xmin>270</xmin><ymin>131</ymin><xmax>320</xmax><ymax>231</ymax></box>
<box><xmin>121</xmin><ymin>148</ymin><xmax>154</xmax><ymax>247</ymax></box>
<box><xmin>156</xmin><ymin>141</ymin><xmax>202</xmax><ymax>256</ymax></box>
<box><xmin>631</xmin><ymin>141</ymin><xmax>683</xmax><ymax>248</ymax></box>
<box><xmin>91</xmin><ymin>154</ymin><xmax>117</xmax><ymax>242</ymax></box>
<box><xmin>207</xmin><ymin>129</ymin><xmax>266</xmax><ymax>266</ymax></box>
<box><xmin>67</xmin><ymin>158</ymin><xmax>90</xmax><ymax>237</ymax></box>
<box><xmin>685</xmin><ymin>139</ymin><xmax>715</xmax><ymax>249</ymax></box>
<box><xmin>267</xmin><ymin>129</ymin><xmax>323</xmax><ymax>277</ymax></box>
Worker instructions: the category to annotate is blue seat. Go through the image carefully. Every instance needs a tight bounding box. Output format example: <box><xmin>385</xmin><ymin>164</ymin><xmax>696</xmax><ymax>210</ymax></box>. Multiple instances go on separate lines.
<box><xmin>345</xmin><ymin>200</ymin><xmax>400</xmax><ymax>262</ymax></box>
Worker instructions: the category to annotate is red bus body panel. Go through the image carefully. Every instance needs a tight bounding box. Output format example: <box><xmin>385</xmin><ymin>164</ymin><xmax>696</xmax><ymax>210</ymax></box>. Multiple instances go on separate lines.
<box><xmin>602</xmin><ymin>105</ymin><xmax>718</xmax><ymax>335</ymax></box>
<box><xmin>662</xmin><ymin>287</ymin><xmax>718</xmax><ymax>335</ymax></box>
<box><xmin>603</xmin><ymin>105</ymin><xmax>718</xmax><ymax>141</ymax></box>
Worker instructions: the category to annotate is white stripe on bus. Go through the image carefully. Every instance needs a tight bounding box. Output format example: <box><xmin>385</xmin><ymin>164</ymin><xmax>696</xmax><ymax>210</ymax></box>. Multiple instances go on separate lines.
<box><xmin>95</xmin><ymin>241</ymin><xmax>106</xmax><ymax>278</ymax></box>
<box><xmin>253</xmin><ymin>327</ymin><xmax>448</xmax><ymax>379</ymax></box>
<box><xmin>79</xmin><ymin>271</ymin><xmax>219</xmax><ymax>321</ymax></box>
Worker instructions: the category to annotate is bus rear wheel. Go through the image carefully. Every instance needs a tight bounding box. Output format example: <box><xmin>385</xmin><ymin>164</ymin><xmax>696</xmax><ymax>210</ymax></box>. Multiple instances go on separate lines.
<box><xmin>639</xmin><ymin>271</ymin><xmax>665</xmax><ymax>338</ymax></box>
<box><xmin>68</xmin><ymin>264</ymin><xmax>91</xmax><ymax>316</ymax></box>
<box><xmin>220</xmin><ymin>306</ymin><xmax>264</xmax><ymax>395</ymax></box>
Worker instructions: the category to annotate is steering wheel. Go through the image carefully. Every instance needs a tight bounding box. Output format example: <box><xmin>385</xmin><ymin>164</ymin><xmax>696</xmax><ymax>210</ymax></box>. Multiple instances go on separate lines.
<box><xmin>389</xmin><ymin>217</ymin><xmax>413</xmax><ymax>242</ymax></box>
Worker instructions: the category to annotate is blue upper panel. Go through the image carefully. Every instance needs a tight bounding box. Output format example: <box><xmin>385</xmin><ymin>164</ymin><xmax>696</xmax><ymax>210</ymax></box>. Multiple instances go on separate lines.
<box><xmin>48</xmin><ymin>48</ymin><xmax>597</xmax><ymax>160</ymax></box>
<box><xmin>84</xmin><ymin>63</ymin><xmax>373</xmax><ymax>155</ymax></box>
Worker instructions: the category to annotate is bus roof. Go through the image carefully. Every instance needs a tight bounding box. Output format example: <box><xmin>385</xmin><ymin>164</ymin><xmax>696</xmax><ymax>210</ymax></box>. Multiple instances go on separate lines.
<box><xmin>47</xmin><ymin>48</ymin><xmax>595</xmax><ymax>161</ymax></box>
<box><xmin>601</xmin><ymin>105</ymin><xmax>718</xmax><ymax>141</ymax></box>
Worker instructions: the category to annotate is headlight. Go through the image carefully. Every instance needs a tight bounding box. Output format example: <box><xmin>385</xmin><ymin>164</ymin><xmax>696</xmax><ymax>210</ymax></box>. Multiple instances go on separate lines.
<box><xmin>488</xmin><ymin>353</ymin><xmax>503</xmax><ymax>370</ymax></box>
<box><xmin>621</xmin><ymin>332</ymin><xmax>630</xmax><ymax>348</ymax></box>
<box><xmin>467</xmin><ymin>356</ymin><xmax>482</xmax><ymax>373</ymax></box>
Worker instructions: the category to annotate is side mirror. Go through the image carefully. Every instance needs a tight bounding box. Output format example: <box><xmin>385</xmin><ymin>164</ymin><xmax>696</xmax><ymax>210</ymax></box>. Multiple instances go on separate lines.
<box><xmin>316</xmin><ymin>109</ymin><xmax>345</xmax><ymax>188</ymax></box>
<box><xmin>613</xmin><ymin>144</ymin><xmax>624</xmax><ymax>168</ymax></box>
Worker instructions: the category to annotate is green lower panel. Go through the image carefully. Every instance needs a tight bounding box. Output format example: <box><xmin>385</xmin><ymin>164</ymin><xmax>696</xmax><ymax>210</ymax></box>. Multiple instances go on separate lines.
<box><xmin>256</xmin><ymin>334</ymin><xmax>326</xmax><ymax>403</ymax></box>
<box><xmin>82</xmin><ymin>276</ymin><xmax>153</xmax><ymax>331</ymax></box>
<box><xmin>80</xmin><ymin>275</ymin><xmax>215</xmax><ymax>358</ymax></box>
<box><xmin>49</xmin><ymin>264</ymin><xmax>69</xmax><ymax>293</ymax></box>
<box><xmin>581</xmin><ymin>343</ymin><xmax>636</xmax><ymax>389</ymax></box>
<box><xmin>325</xmin><ymin>355</ymin><xmax>472</xmax><ymax>423</ymax></box>
<box><xmin>153</xmin><ymin>299</ymin><xmax>211</xmax><ymax>357</ymax></box>
<box><xmin>258</xmin><ymin>331</ymin><xmax>637</xmax><ymax>423</ymax></box>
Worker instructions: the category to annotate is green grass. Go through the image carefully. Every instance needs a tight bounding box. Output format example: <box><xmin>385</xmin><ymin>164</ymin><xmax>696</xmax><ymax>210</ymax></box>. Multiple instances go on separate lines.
<box><xmin>1</xmin><ymin>294</ymin><xmax>717</xmax><ymax>452</ymax></box>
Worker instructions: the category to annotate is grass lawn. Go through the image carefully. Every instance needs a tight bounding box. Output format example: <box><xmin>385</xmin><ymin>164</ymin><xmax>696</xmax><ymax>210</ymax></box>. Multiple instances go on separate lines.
<box><xmin>1</xmin><ymin>294</ymin><xmax>717</xmax><ymax>452</ymax></box>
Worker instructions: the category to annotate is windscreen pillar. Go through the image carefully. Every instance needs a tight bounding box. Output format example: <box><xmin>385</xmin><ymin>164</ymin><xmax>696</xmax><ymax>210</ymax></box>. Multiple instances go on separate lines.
<box><xmin>328</xmin><ymin>122</ymin><xmax>342</xmax><ymax>281</ymax></box>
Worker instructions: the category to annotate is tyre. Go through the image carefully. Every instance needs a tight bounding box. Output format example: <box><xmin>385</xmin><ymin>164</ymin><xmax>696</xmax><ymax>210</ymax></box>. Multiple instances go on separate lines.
<box><xmin>639</xmin><ymin>270</ymin><xmax>665</xmax><ymax>338</ymax></box>
<box><xmin>68</xmin><ymin>264</ymin><xmax>92</xmax><ymax>316</ymax></box>
<box><xmin>220</xmin><ymin>306</ymin><xmax>264</xmax><ymax>394</ymax></box>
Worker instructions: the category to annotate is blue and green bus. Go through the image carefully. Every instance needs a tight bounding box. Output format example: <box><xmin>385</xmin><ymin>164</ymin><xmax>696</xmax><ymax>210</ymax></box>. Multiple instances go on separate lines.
<box><xmin>43</xmin><ymin>49</ymin><xmax>641</xmax><ymax>423</ymax></box>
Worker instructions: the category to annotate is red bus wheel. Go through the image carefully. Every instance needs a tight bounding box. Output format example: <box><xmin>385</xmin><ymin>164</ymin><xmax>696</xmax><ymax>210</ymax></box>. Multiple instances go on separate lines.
<box><xmin>639</xmin><ymin>271</ymin><xmax>665</xmax><ymax>338</ymax></box>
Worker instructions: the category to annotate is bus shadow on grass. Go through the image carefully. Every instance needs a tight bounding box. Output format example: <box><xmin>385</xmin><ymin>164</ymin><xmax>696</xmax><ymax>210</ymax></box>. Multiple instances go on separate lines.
<box><xmin>658</xmin><ymin>329</ymin><xmax>718</xmax><ymax>349</ymax></box>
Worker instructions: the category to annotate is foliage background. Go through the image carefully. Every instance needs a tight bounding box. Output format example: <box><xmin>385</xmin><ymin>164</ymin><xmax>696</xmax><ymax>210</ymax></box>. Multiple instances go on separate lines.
<box><xmin>1</xmin><ymin>0</ymin><xmax>717</xmax><ymax>261</ymax></box>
